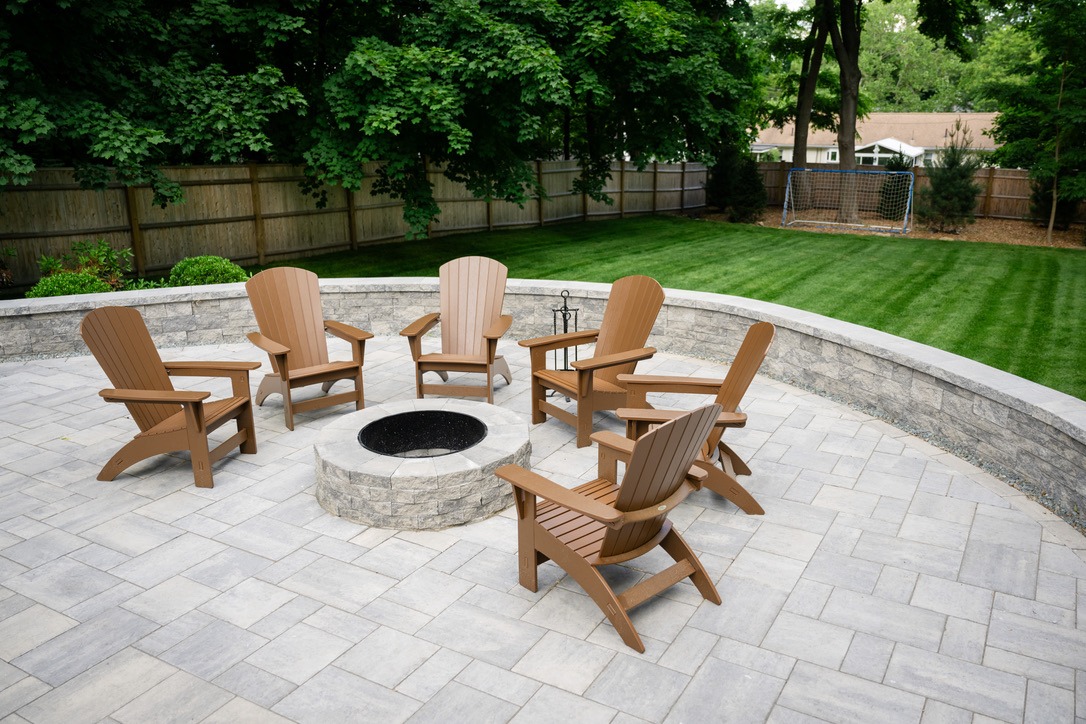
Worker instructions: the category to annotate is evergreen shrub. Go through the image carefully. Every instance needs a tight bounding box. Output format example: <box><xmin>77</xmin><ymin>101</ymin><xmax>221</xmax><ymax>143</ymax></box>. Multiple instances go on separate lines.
<box><xmin>168</xmin><ymin>256</ymin><xmax>249</xmax><ymax>286</ymax></box>
<box><xmin>26</xmin><ymin>272</ymin><xmax>111</xmax><ymax>298</ymax></box>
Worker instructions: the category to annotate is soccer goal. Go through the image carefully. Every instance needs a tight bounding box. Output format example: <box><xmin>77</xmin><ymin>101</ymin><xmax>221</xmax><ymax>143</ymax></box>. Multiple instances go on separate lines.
<box><xmin>782</xmin><ymin>168</ymin><xmax>915</xmax><ymax>234</ymax></box>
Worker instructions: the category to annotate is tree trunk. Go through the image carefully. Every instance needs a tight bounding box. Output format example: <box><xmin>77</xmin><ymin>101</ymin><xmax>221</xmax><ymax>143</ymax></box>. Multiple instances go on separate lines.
<box><xmin>792</xmin><ymin>7</ymin><xmax>829</xmax><ymax>169</ymax></box>
<box><xmin>826</xmin><ymin>0</ymin><xmax>863</xmax><ymax>223</ymax></box>
<box><xmin>1046</xmin><ymin>59</ymin><xmax>1067</xmax><ymax>244</ymax></box>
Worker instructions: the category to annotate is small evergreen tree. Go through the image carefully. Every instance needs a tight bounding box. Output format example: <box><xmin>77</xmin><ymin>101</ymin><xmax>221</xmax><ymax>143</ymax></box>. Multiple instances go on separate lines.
<box><xmin>918</xmin><ymin>120</ymin><xmax>982</xmax><ymax>233</ymax></box>
<box><xmin>706</xmin><ymin>145</ymin><xmax>768</xmax><ymax>224</ymax></box>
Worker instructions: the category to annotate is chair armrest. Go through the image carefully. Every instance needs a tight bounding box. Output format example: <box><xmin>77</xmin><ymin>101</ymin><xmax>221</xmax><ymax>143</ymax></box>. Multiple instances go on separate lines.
<box><xmin>400</xmin><ymin>313</ymin><xmax>440</xmax><ymax>338</ymax></box>
<box><xmin>247</xmin><ymin>332</ymin><xmax>289</xmax><ymax>356</ymax></box>
<box><xmin>591</xmin><ymin>431</ymin><xmax>635</xmax><ymax>460</ymax></box>
<box><xmin>518</xmin><ymin>328</ymin><xmax>599</xmax><ymax>351</ymax></box>
<box><xmin>325</xmin><ymin>320</ymin><xmax>374</xmax><ymax>343</ymax></box>
<box><xmin>100</xmin><ymin>388</ymin><xmax>210</xmax><ymax>404</ymax></box>
<box><xmin>484</xmin><ymin>314</ymin><xmax>512</xmax><ymax>340</ymax></box>
<box><xmin>496</xmin><ymin>465</ymin><xmax>622</xmax><ymax>524</ymax></box>
<box><xmin>617</xmin><ymin>374</ymin><xmax>725</xmax><ymax>395</ymax></box>
<box><xmin>616</xmin><ymin>408</ymin><xmax>747</xmax><ymax>427</ymax></box>
<box><xmin>163</xmin><ymin>361</ymin><xmax>262</xmax><ymax>377</ymax></box>
<box><xmin>571</xmin><ymin>347</ymin><xmax>656</xmax><ymax>372</ymax></box>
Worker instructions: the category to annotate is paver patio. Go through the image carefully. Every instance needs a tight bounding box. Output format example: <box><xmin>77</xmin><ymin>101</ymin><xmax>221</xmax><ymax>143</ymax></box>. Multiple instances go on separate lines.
<box><xmin>0</xmin><ymin>334</ymin><xmax>1084</xmax><ymax>723</ymax></box>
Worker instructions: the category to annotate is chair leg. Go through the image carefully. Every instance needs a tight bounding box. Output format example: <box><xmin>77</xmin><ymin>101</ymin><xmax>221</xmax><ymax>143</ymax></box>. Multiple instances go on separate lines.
<box><xmin>701</xmin><ymin>464</ymin><xmax>764</xmax><ymax>515</ymax></box>
<box><xmin>529</xmin><ymin>375</ymin><xmax>547</xmax><ymax>424</ymax></box>
<box><xmin>186</xmin><ymin>429</ymin><xmax>214</xmax><ymax>489</ymax></box>
<box><xmin>486</xmin><ymin>367</ymin><xmax>494</xmax><ymax>405</ymax></box>
<box><xmin>564</xmin><ymin>556</ymin><xmax>645</xmax><ymax>653</ymax></box>
<box><xmin>493</xmin><ymin>356</ymin><xmax>513</xmax><ymax>385</ymax></box>
<box><xmin>718</xmin><ymin>441</ymin><xmax>752</xmax><ymax>477</ymax></box>
<box><xmin>659</xmin><ymin>528</ymin><xmax>721</xmax><ymax>605</ymax></box>
<box><xmin>575</xmin><ymin>398</ymin><xmax>594</xmax><ymax>448</ymax></box>
<box><xmin>321</xmin><ymin>380</ymin><xmax>336</xmax><ymax>393</ymax></box>
<box><xmin>97</xmin><ymin>439</ymin><xmax>155</xmax><ymax>481</ymax></box>
<box><xmin>354</xmin><ymin>368</ymin><xmax>365</xmax><ymax>410</ymax></box>
<box><xmin>238</xmin><ymin>404</ymin><xmax>258</xmax><ymax>454</ymax></box>
<box><xmin>414</xmin><ymin>366</ymin><xmax>425</xmax><ymax>399</ymax></box>
<box><xmin>283</xmin><ymin>392</ymin><xmax>295</xmax><ymax>431</ymax></box>
<box><xmin>254</xmin><ymin>374</ymin><xmax>279</xmax><ymax>406</ymax></box>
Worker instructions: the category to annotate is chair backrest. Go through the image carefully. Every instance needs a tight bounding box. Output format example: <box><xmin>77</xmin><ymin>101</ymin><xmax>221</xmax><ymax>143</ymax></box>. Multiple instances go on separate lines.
<box><xmin>593</xmin><ymin>275</ymin><xmax>664</xmax><ymax>386</ymax></box>
<box><xmin>438</xmin><ymin>256</ymin><xmax>508</xmax><ymax>358</ymax></box>
<box><xmin>716</xmin><ymin>322</ymin><xmax>775</xmax><ymax>412</ymax></box>
<box><xmin>80</xmin><ymin>306</ymin><xmax>177</xmax><ymax>432</ymax></box>
<box><xmin>246</xmin><ymin>267</ymin><xmax>329</xmax><ymax>373</ymax></box>
<box><xmin>706</xmin><ymin>322</ymin><xmax>776</xmax><ymax>449</ymax></box>
<box><xmin>600</xmin><ymin>404</ymin><xmax>721</xmax><ymax>558</ymax></box>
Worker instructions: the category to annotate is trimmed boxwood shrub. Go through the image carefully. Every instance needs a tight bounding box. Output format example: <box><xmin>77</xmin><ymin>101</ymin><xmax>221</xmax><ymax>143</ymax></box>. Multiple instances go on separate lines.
<box><xmin>26</xmin><ymin>272</ymin><xmax>112</xmax><ymax>298</ymax></box>
<box><xmin>168</xmin><ymin>256</ymin><xmax>249</xmax><ymax>287</ymax></box>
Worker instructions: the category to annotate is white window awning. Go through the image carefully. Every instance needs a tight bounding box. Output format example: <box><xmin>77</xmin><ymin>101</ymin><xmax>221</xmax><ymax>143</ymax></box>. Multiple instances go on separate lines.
<box><xmin>856</xmin><ymin>137</ymin><xmax>924</xmax><ymax>158</ymax></box>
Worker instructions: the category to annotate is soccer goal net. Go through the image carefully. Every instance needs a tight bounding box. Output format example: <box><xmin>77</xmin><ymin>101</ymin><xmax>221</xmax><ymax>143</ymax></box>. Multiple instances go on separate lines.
<box><xmin>782</xmin><ymin>168</ymin><xmax>915</xmax><ymax>234</ymax></box>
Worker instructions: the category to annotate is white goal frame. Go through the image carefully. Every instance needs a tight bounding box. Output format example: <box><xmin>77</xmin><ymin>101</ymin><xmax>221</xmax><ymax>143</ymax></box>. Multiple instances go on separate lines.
<box><xmin>781</xmin><ymin>168</ymin><xmax>915</xmax><ymax>234</ymax></box>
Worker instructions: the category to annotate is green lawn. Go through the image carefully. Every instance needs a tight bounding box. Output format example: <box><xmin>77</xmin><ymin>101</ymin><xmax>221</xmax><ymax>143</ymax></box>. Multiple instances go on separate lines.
<box><xmin>257</xmin><ymin>215</ymin><xmax>1086</xmax><ymax>401</ymax></box>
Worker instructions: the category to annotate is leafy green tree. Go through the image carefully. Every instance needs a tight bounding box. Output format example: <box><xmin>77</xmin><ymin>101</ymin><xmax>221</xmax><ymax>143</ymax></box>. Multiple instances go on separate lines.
<box><xmin>859</xmin><ymin>0</ymin><xmax>969</xmax><ymax>111</ymax></box>
<box><xmin>957</xmin><ymin>21</ymin><xmax>1038</xmax><ymax>112</ymax></box>
<box><xmin>746</xmin><ymin>0</ymin><xmax>841</xmax><ymax>167</ymax></box>
<box><xmin>918</xmin><ymin>119</ymin><xmax>981</xmax><ymax>232</ymax></box>
<box><xmin>2</xmin><ymin>0</ymin><xmax>761</xmax><ymax>238</ymax></box>
<box><xmin>1</xmin><ymin>1</ymin><xmax>307</xmax><ymax>205</ymax></box>
<box><xmin>988</xmin><ymin>0</ymin><xmax>1086</xmax><ymax>243</ymax></box>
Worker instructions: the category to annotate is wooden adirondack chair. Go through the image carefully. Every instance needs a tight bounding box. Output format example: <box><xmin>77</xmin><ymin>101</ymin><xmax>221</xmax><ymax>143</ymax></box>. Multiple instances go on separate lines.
<box><xmin>616</xmin><ymin>321</ymin><xmax>776</xmax><ymax>515</ymax></box>
<box><xmin>80</xmin><ymin>306</ymin><xmax>259</xmax><ymax>488</ymax></box>
<box><xmin>400</xmin><ymin>256</ymin><xmax>513</xmax><ymax>404</ymax></box>
<box><xmin>519</xmin><ymin>275</ymin><xmax>664</xmax><ymax>447</ymax></box>
<box><xmin>497</xmin><ymin>404</ymin><xmax>723</xmax><ymax>653</ymax></box>
<box><xmin>245</xmin><ymin>267</ymin><xmax>373</xmax><ymax>430</ymax></box>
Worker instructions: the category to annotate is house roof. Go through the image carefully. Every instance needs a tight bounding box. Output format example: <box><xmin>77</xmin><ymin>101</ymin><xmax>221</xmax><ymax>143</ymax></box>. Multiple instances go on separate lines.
<box><xmin>757</xmin><ymin>112</ymin><xmax>998</xmax><ymax>151</ymax></box>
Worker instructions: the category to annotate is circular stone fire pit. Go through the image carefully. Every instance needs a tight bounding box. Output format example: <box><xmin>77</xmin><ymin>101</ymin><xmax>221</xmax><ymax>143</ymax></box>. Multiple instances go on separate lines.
<box><xmin>315</xmin><ymin>399</ymin><xmax>531</xmax><ymax>529</ymax></box>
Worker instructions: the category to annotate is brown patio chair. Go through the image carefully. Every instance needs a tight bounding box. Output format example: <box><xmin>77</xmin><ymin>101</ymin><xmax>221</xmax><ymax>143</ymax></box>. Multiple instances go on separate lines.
<box><xmin>616</xmin><ymin>321</ymin><xmax>776</xmax><ymax>515</ymax></box>
<box><xmin>80</xmin><ymin>306</ymin><xmax>259</xmax><ymax>488</ymax></box>
<box><xmin>519</xmin><ymin>275</ymin><xmax>664</xmax><ymax>447</ymax></box>
<box><xmin>497</xmin><ymin>404</ymin><xmax>723</xmax><ymax>653</ymax></box>
<box><xmin>400</xmin><ymin>256</ymin><xmax>513</xmax><ymax>404</ymax></box>
<box><xmin>245</xmin><ymin>266</ymin><xmax>373</xmax><ymax>430</ymax></box>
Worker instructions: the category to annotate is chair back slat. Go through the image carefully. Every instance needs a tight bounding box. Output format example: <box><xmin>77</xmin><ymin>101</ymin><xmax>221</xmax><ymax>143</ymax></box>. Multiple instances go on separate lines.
<box><xmin>439</xmin><ymin>256</ymin><xmax>508</xmax><ymax>357</ymax></box>
<box><xmin>80</xmin><ymin>307</ymin><xmax>177</xmax><ymax>432</ymax></box>
<box><xmin>705</xmin><ymin>322</ymin><xmax>775</xmax><ymax>450</ymax></box>
<box><xmin>600</xmin><ymin>404</ymin><xmax>721</xmax><ymax>558</ymax></box>
<box><xmin>593</xmin><ymin>275</ymin><xmax>664</xmax><ymax>386</ymax></box>
<box><xmin>246</xmin><ymin>267</ymin><xmax>329</xmax><ymax>372</ymax></box>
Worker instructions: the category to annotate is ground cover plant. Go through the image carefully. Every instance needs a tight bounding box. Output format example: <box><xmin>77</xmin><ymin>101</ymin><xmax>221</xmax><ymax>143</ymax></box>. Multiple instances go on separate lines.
<box><xmin>254</xmin><ymin>215</ymin><xmax>1086</xmax><ymax>401</ymax></box>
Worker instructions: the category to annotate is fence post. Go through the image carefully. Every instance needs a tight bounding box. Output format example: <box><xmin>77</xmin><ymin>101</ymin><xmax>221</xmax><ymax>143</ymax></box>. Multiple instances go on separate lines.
<box><xmin>487</xmin><ymin>197</ymin><xmax>494</xmax><ymax>231</ymax></box>
<box><xmin>536</xmin><ymin>160</ymin><xmax>545</xmax><ymax>227</ymax></box>
<box><xmin>123</xmin><ymin>186</ymin><xmax>146</xmax><ymax>277</ymax></box>
<box><xmin>345</xmin><ymin>188</ymin><xmax>358</xmax><ymax>251</ymax></box>
<box><xmin>982</xmin><ymin>166</ymin><xmax>996</xmax><ymax>218</ymax></box>
<box><xmin>652</xmin><ymin>162</ymin><xmax>658</xmax><ymax>213</ymax></box>
<box><xmin>619</xmin><ymin>160</ymin><xmax>626</xmax><ymax>218</ymax></box>
<box><xmin>248</xmin><ymin>165</ymin><xmax>266</xmax><ymax>265</ymax></box>
<box><xmin>679</xmin><ymin>162</ymin><xmax>686</xmax><ymax>212</ymax></box>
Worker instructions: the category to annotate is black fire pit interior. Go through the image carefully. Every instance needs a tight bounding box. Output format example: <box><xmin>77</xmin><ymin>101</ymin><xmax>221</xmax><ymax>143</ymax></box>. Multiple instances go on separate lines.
<box><xmin>358</xmin><ymin>410</ymin><xmax>488</xmax><ymax>458</ymax></box>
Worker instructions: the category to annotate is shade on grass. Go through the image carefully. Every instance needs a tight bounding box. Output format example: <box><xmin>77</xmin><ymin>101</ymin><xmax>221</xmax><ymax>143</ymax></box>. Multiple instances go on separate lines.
<box><xmin>258</xmin><ymin>215</ymin><xmax>1086</xmax><ymax>401</ymax></box>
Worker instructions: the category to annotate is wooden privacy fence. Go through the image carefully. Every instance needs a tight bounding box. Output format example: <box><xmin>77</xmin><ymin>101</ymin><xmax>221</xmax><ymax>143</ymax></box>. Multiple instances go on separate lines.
<box><xmin>759</xmin><ymin>161</ymin><xmax>1085</xmax><ymax>223</ymax></box>
<box><xmin>0</xmin><ymin>160</ymin><xmax>705</xmax><ymax>286</ymax></box>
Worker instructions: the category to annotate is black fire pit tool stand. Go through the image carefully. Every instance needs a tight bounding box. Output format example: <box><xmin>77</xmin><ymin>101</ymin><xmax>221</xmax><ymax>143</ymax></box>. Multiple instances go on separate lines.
<box><xmin>548</xmin><ymin>291</ymin><xmax>579</xmax><ymax>400</ymax></box>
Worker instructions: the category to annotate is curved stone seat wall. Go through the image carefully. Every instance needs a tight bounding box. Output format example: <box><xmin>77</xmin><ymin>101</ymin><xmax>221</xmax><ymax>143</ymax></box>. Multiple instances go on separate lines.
<box><xmin>2</xmin><ymin>278</ymin><xmax>1083</xmax><ymax>520</ymax></box>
